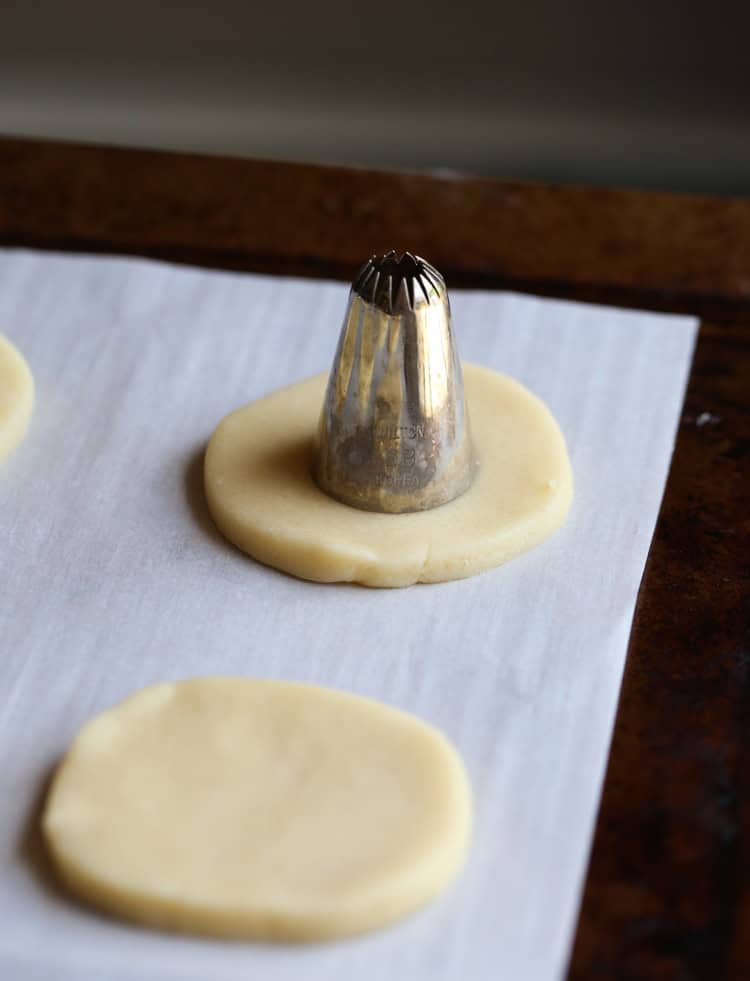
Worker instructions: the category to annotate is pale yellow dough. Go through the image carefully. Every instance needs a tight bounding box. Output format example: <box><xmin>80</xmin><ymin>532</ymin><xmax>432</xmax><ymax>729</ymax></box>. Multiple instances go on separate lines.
<box><xmin>0</xmin><ymin>335</ymin><xmax>33</xmax><ymax>462</ymax></box>
<box><xmin>43</xmin><ymin>678</ymin><xmax>471</xmax><ymax>942</ymax></box>
<box><xmin>205</xmin><ymin>363</ymin><xmax>572</xmax><ymax>587</ymax></box>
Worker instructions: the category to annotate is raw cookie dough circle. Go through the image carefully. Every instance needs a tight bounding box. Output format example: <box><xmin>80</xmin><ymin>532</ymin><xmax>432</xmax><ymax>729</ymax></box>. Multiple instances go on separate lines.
<box><xmin>205</xmin><ymin>363</ymin><xmax>572</xmax><ymax>587</ymax></box>
<box><xmin>42</xmin><ymin>678</ymin><xmax>472</xmax><ymax>942</ymax></box>
<box><xmin>0</xmin><ymin>335</ymin><xmax>33</xmax><ymax>462</ymax></box>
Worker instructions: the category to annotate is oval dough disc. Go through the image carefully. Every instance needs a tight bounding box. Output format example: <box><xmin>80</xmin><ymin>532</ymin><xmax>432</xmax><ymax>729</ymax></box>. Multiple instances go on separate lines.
<box><xmin>43</xmin><ymin>678</ymin><xmax>472</xmax><ymax>942</ymax></box>
<box><xmin>0</xmin><ymin>335</ymin><xmax>34</xmax><ymax>462</ymax></box>
<box><xmin>205</xmin><ymin>363</ymin><xmax>572</xmax><ymax>587</ymax></box>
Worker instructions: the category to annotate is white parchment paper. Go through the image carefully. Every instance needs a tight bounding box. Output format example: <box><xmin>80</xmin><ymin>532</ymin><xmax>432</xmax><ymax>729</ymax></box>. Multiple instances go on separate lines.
<box><xmin>0</xmin><ymin>249</ymin><xmax>696</xmax><ymax>981</ymax></box>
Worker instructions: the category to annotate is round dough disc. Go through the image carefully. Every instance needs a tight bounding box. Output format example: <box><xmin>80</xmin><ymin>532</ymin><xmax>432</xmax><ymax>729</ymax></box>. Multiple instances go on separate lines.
<box><xmin>205</xmin><ymin>363</ymin><xmax>572</xmax><ymax>587</ymax></box>
<box><xmin>43</xmin><ymin>678</ymin><xmax>472</xmax><ymax>942</ymax></box>
<box><xmin>0</xmin><ymin>335</ymin><xmax>33</xmax><ymax>462</ymax></box>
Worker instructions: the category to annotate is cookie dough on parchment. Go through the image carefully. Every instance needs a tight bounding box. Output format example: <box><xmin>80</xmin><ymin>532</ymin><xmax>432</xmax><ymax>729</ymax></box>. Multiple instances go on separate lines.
<box><xmin>205</xmin><ymin>363</ymin><xmax>572</xmax><ymax>587</ymax></box>
<box><xmin>0</xmin><ymin>335</ymin><xmax>33</xmax><ymax>462</ymax></box>
<box><xmin>43</xmin><ymin>678</ymin><xmax>472</xmax><ymax>942</ymax></box>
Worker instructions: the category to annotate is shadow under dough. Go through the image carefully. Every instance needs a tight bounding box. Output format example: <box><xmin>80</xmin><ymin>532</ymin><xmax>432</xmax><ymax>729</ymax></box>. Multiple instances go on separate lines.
<box><xmin>183</xmin><ymin>445</ymin><xmax>227</xmax><ymax>548</ymax></box>
<box><xmin>18</xmin><ymin>759</ymin><xmax>70</xmax><ymax>905</ymax></box>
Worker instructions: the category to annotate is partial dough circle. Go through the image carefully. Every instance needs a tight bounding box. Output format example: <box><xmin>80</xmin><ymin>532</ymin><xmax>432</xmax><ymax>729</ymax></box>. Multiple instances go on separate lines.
<box><xmin>205</xmin><ymin>363</ymin><xmax>572</xmax><ymax>587</ymax></box>
<box><xmin>0</xmin><ymin>335</ymin><xmax>34</xmax><ymax>462</ymax></box>
<box><xmin>43</xmin><ymin>678</ymin><xmax>472</xmax><ymax>942</ymax></box>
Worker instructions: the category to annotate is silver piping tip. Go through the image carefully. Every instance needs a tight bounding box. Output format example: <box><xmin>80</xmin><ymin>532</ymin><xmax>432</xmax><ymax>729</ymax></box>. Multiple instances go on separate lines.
<box><xmin>315</xmin><ymin>252</ymin><xmax>477</xmax><ymax>513</ymax></box>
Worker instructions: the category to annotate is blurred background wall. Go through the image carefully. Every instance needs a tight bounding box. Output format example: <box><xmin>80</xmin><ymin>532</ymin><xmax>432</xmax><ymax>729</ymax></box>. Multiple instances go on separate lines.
<box><xmin>1</xmin><ymin>0</ymin><xmax>748</xmax><ymax>195</ymax></box>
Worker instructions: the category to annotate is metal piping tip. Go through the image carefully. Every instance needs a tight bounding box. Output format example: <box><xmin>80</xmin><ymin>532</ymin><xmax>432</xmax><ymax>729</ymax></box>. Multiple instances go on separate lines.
<box><xmin>315</xmin><ymin>251</ymin><xmax>477</xmax><ymax>513</ymax></box>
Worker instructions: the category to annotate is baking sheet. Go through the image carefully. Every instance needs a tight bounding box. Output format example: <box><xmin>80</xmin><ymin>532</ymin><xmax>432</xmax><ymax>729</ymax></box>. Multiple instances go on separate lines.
<box><xmin>0</xmin><ymin>249</ymin><xmax>697</xmax><ymax>981</ymax></box>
